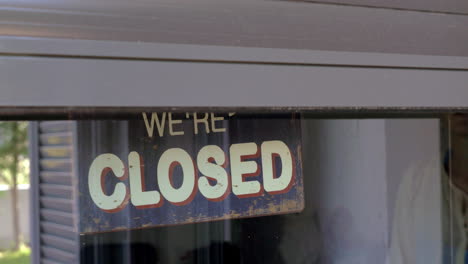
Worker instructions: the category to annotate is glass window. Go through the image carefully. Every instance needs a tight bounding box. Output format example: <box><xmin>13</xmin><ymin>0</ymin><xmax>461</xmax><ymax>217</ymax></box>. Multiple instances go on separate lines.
<box><xmin>4</xmin><ymin>109</ymin><xmax>467</xmax><ymax>264</ymax></box>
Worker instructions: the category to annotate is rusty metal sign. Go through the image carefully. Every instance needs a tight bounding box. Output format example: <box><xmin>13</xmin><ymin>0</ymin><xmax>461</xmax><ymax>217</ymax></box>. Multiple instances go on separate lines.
<box><xmin>78</xmin><ymin>112</ymin><xmax>304</xmax><ymax>234</ymax></box>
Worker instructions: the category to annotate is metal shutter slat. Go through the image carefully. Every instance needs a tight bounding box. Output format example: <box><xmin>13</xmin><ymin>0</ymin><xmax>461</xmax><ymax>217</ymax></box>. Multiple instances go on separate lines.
<box><xmin>39</xmin><ymin>121</ymin><xmax>73</xmax><ymax>133</ymax></box>
<box><xmin>40</xmin><ymin>172</ymin><xmax>72</xmax><ymax>185</ymax></box>
<box><xmin>40</xmin><ymin>158</ymin><xmax>72</xmax><ymax>172</ymax></box>
<box><xmin>41</xmin><ymin>234</ymin><xmax>77</xmax><ymax>253</ymax></box>
<box><xmin>40</xmin><ymin>132</ymin><xmax>72</xmax><ymax>146</ymax></box>
<box><xmin>40</xmin><ymin>146</ymin><xmax>72</xmax><ymax>159</ymax></box>
<box><xmin>41</xmin><ymin>246</ymin><xmax>75</xmax><ymax>263</ymax></box>
<box><xmin>40</xmin><ymin>184</ymin><xmax>73</xmax><ymax>199</ymax></box>
<box><xmin>40</xmin><ymin>208</ymin><xmax>74</xmax><ymax>226</ymax></box>
<box><xmin>40</xmin><ymin>197</ymin><xmax>73</xmax><ymax>213</ymax></box>
<box><xmin>40</xmin><ymin>222</ymin><xmax>76</xmax><ymax>240</ymax></box>
<box><xmin>42</xmin><ymin>258</ymin><xmax>62</xmax><ymax>264</ymax></box>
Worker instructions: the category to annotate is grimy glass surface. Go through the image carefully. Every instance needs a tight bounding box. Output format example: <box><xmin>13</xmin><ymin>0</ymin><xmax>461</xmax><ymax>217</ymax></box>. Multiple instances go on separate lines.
<box><xmin>10</xmin><ymin>110</ymin><xmax>468</xmax><ymax>264</ymax></box>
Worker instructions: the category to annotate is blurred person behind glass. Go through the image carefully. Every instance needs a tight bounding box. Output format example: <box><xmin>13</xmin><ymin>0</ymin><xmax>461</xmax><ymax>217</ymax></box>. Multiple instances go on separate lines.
<box><xmin>389</xmin><ymin>114</ymin><xmax>468</xmax><ymax>264</ymax></box>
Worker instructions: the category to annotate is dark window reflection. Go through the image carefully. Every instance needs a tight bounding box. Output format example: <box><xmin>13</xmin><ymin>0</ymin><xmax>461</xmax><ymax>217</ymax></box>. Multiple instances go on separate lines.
<box><xmin>81</xmin><ymin>216</ymin><xmax>289</xmax><ymax>264</ymax></box>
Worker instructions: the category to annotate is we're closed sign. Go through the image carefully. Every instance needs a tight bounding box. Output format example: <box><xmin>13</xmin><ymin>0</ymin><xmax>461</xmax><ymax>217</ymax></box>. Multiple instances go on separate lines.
<box><xmin>79</xmin><ymin>112</ymin><xmax>304</xmax><ymax>233</ymax></box>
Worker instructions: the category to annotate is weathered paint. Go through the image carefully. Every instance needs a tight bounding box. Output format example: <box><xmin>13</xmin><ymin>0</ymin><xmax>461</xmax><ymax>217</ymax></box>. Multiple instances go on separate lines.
<box><xmin>78</xmin><ymin>113</ymin><xmax>304</xmax><ymax>234</ymax></box>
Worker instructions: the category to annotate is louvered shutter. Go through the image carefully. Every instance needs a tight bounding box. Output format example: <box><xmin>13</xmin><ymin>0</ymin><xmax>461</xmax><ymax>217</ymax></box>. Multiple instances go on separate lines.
<box><xmin>30</xmin><ymin>121</ymin><xmax>79</xmax><ymax>264</ymax></box>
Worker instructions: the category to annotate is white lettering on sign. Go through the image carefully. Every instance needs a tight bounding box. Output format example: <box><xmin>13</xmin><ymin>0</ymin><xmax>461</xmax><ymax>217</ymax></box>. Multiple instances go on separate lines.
<box><xmin>88</xmin><ymin>154</ymin><xmax>129</xmax><ymax>212</ymax></box>
<box><xmin>230</xmin><ymin>143</ymin><xmax>262</xmax><ymax>198</ymax></box>
<box><xmin>168</xmin><ymin>113</ymin><xmax>184</xmax><ymax>136</ymax></box>
<box><xmin>142</xmin><ymin>112</ymin><xmax>232</xmax><ymax>137</ymax></box>
<box><xmin>193</xmin><ymin>112</ymin><xmax>210</xmax><ymax>135</ymax></box>
<box><xmin>142</xmin><ymin>112</ymin><xmax>167</xmax><ymax>138</ymax></box>
<box><xmin>197</xmin><ymin>145</ymin><xmax>230</xmax><ymax>201</ymax></box>
<box><xmin>157</xmin><ymin>148</ymin><xmax>197</xmax><ymax>205</ymax></box>
<box><xmin>129</xmin><ymin>151</ymin><xmax>163</xmax><ymax>209</ymax></box>
<box><xmin>87</xmin><ymin>140</ymin><xmax>295</xmax><ymax>212</ymax></box>
<box><xmin>261</xmin><ymin>141</ymin><xmax>294</xmax><ymax>194</ymax></box>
